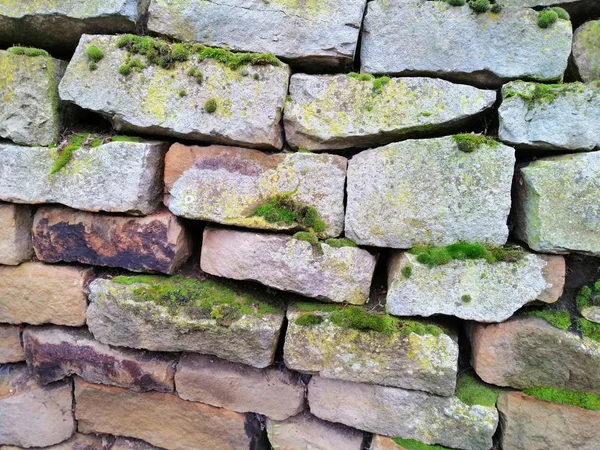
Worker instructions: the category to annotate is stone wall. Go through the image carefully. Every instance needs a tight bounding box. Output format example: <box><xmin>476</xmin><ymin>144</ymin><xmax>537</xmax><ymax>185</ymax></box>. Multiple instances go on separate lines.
<box><xmin>1</xmin><ymin>1</ymin><xmax>600</xmax><ymax>450</ymax></box>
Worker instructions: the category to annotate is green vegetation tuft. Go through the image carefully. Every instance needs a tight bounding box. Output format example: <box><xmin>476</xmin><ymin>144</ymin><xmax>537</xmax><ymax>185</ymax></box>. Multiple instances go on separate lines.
<box><xmin>187</xmin><ymin>67</ymin><xmax>203</xmax><ymax>84</ymax></box>
<box><xmin>523</xmin><ymin>386</ymin><xmax>600</xmax><ymax>411</ymax></box>
<box><xmin>401</xmin><ymin>266</ymin><xmax>413</xmax><ymax>278</ymax></box>
<box><xmin>110</xmin><ymin>135</ymin><xmax>143</xmax><ymax>143</ymax></box>
<box><xmin>85</xmin><ymin>45</ymin><xmax>104</xmax><ymax>71</ymax></box>
<box><xmin>204</xmin><ymin>98</ymin><xmax>217</xmax><ymax>113</ymax></box>
<box><xmin>462</xmin><ymin>294</ymin><xmax>472</xmax><ymax>303</ymax></box>
<box><xmin>469</xmin><ymin>0</ymin><xmax>491</xmax><ymax>13</ymax></box>
<box><xmin>575</xmin><ymin>280</ymin><xmax>600</xmax><ymax>310</ymax></box>
<box><xmin>7</xmin><ymin>46</ymin><xmax>49</xmax><ymax>57</ymax></box>
<box><xmin>293</xmin><ymin>231</ymin><xmax>319</xmax><ymax>245</ymax></box>
<box><xmin>295</xmin><ymin>314</ymin><xmax>324</xmax><ymax>326</ymax></box>
<box><xmin>538</xmin><ymin>9</ymin><xmax>559</xmax><ymax>28</ymax></box>
<box><xmin>118</xmin><ymin>64</ymin><xmax>132</xmax><ymax>76</ymax></box>
<box><xmin>452</xmin><ymin>134</ymin><xmax>499</xmax><ymax>153</ymax></box>
<box><xmin>325</xmin><ymin>238</ymin><xmax>358</xmax><ymax>249</ymax></box>
<box><xmin>578</xmin><ymin>317</ymin><xmax>600</xmax><ymax>342</ymax></box>
<box><xmin>410</xmin><ymin>243</ymin><xmax>523</xmax><ymax>267</ymax></box>
<box><xmin>505</xmin><ymin>83</ymin><xmax>584</xmax><ymax>105</ymax></box>
<box><xmin>348</xmin><ymin>72</ymin><xmax>373</xmax><ymax>81</ymax></box>
<box><xmin>349</xmin><ymin>72</ymin><xmax>391</xmax><ymax>95</ymax></box>
<box><xmin>456</xmin><ymin>374</ymin><xmax>498</xmax><ymax>407</ymax></box>
<box><xmin>521</xmin><ymin>310</ymin><xmax>571</xmax><ymax>330</ymax></box>
<box><xmin>49</xmin><ymin>133</ymin><xmax>89</xmax><ymax>175</ymax></box>
<box><xmin>178</xmin><ymin>89</ymin><xmax>187</xmax><ymax>97</ymax></box>
<box><xmin>490</xmin><ymin>3</ymin><xmax>502</xmax><ymax>13</ymax></box>
<box><xmin>251</xmin><ymin>196</ymin><xmax>326</xmax><ymax>234</ymax></box>
<box><xmin>392</xmin><ymin>439</ymin><xmax>451</xmax><ymax>450</ymax></box>
<box><xmin>446</xmin><ymin>0</ymin><xmax>466</xmax><ymax>6</ymax></box>
<box><xmin>295</xmin><ymin>302</ymin><xmax>343</xmax><ymax>313</ymax></box>
<box><xmin>551</xmin><ymin>7</ymin><xmax>570</xmax><ymax>20</ymax></box>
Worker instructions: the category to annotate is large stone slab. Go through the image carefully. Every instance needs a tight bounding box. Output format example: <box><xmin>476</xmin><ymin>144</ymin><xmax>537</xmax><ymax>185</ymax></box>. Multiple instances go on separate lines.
<box><xmin>513</xmin><ymin>151</ymin><xmax>600</xmax><ymax>255</ymax></box>
<box><xmin>201</xmin><ymin>227</ymin><xmax>377</xmax><ymax>304</ymax></box>
<box><xmin>308</xmin><ymin>377</ymin><xmax>498</xmax><ymax>450</ymax></box>
<box><xmin>0</xmin><ymin>326</ymin><xmax>23</xmax><ymax>363</ymax></box>
<box><xmin>87</xmin><ymin>276</ymin><xmax>285</xmax><ymax>368</ymax></box>
<box><xmin>0</xmin><ymin>140</ymin><xmax>167</xmax><ymax>215</ymax></box>
<box><xmin>0</xmin><ymin>203</ymin><xmax>33</xmax><ymax>266</ymax></box>
<box><xmin>32</xmin><ymin>206</ymin><xmax>191</xmax><ymax>274</ymax></box>
<box><xmin>164</xmin><ymin>144</ymin><xmax>347</xmax><ymax>237</ymax></box>
<box><xmin>573</xmin><ymin>21</ymin><xmax>600</xmax><ymax>83</ymax></box>
<box><xmin>345</xmin><ymin>136</ymin><xmax>515</xmax><ymax>248</ymax></box>
<box><xmin>0</xmin><ymin>365</ymin><xmax>75</xmax><ymax>448</ymax></box>
<box><xmin>0</xmin><ymin>262</ymin><xmax>91</xmax><ymax>326</ymax></box>
<box><xmin>284</xmin><ymin>74</ymin><xmax>496</xmax><ymax>151</ymax></box>
<box><xmin>59</xmin><ymin>35</ymin><xmax>290</xmax><ymax>150</ymax></box>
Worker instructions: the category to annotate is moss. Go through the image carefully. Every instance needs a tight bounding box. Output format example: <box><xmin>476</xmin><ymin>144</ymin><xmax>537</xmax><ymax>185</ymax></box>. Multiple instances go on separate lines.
<box><xmin>251</xmin><ymin>196</ymin><xmax>326</xmax><ymax>233</ymax></box>
<box><xmin>89</xmin><ymin>138</ymin><xmax>103</xmax><ymax>148</ymax></box>
<box><xmin>504</xmin><ymin>83</ymin><xmax>583</xmax><ymax>105</ymax></box>
<box><xmin>551</xmin><ymin>7</ymin><xmax>570</xmax><ymax>20</ymax></box>
<box><xmin>7</xmin><ymin>46</ymin><xmax>49</xmax><ymax>57</ymax></box>
<box><xmin>118</xmin><ymin>64</ymin><xmax>132</xmax><ymax>76</ymax></box>
<box><xmin>49</xmin><ymin>133</ymin><xmax>90</xmax><ymax>175</ymax></box>
<box><xmin>401</xmin><ymin>266</ymin><xmax>413</xmax><ymax>278</ymax></box>
<box><xmin>349</xmin><ymin>72</ymin><xmax>391</xmax><ymax>95</ymax></box>
<box><xmin>204</xmin><ymin>98</ymin><xmax>217</xmax><ymax>113</ymax></box>
<box><xmin>523</xmin><ymin>386</ymin><xmax>600</xmax><ymax>411</ymax></box>
<box><xmin>445</xmin><ymin>0</ymin><xmax>466</xmax><ymax>6</ymax></box>
<box><xmin>456</xmin><ymin>374</ymin><xmax>498</xmax><ymax>407</ymax></box>
<box><xmin>392</xmin><ymin>439</ymin><xmax>451</xmax><ymax>450</ymax></box>
<box><xmin>295</xmin><ymin>314</ymin><xmax>324</xmax><ymax>326</ymax></box>
<box><xmin>187</xmin><ymin>67</ymin><xmax>203</xmax><ymax>84</ymax></box>
<box><xmin>348</xmin><ymin>72</ymin><xmax>373</xmax><ymax>82</ymax></box>
<box><xmin>538</xmin><ymin>9</ymin><xmax>559</xmax><ymax>28</ymax></box>
<box><xmin>110</xmin><ymin>135</ymin><xmax>143</xmax><ymax>143</ymax></box>
<box><xmin>409</xmin><ymin>243</ymin><xmax>524</xmax><ymax>267</ymax></box>
<box><xmin>325</xmin><ymin>238</ymin><xmax>358</xmax><ymax>249</ymax></box>
<box><xmin>578</xmin><ymin>317</ymin><xmax>600</xmax><ymax>342</ymax></box>
<box><xmin>293</xmin><ymin>231</ymin><xmax>319</xmax><ymax>245</ymax></box>
<box><xmin>452</xmin><ymin>134</ymin><xmax>499</xmax><ymax>153</ymax></box>
<box><xmin>469</xmin><ymin>0</ymin><xmax>491</xmax><ymax>13</ymax></box>
<box><xmin>85</xmin><ymin>45</ymin><xmax>104</xmax><ymax>71</ymax></box>
<box><xmin>178</xmin><ymin>89</ymin><xmax>187</xmax><ymax>97</ymax></box>
<box><xmin>490</xmin><ymin>3</ymin><xmax>502</xmax><ymax>13</ymax></box>
<box><xmin>521</xmin><ymin>310</ymin><xmax>571</xmax><ymax>330</ymax></box>
<box><xmin>575</xmin><ymin>281</ymin><xmax>600</xmax><ymax>310</ymax></box>
<box><xmin>461</xmin><ymin>294</ymin><xmax>472</xmax><ymax>303</ymax></box>
<box><xmin>295</xmin><ymin>302</ymin><xmax>343</xmax><ymax>313</ymax></box>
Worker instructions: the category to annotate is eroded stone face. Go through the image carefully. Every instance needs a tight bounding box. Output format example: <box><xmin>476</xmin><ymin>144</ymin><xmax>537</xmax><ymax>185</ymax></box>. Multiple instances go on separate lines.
<box><xmin>0</xmin><ymin>203</ymin><xmax>33</xmax><ymax>266</ymax></box>
<box><xmin>0</xmin><ymin>325</ymin><xmax>23</xmax><ymax>363</ymax></box>
<box><xmin>573</xmin><ymin>20</ymin><xmax>600</xmax><ymax>83</ymax></box>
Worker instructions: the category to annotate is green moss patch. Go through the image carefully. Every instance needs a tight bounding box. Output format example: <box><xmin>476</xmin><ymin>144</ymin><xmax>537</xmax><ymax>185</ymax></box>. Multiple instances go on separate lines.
<box><xmin>456</xmin><ymin>374</ymin><xmax>498</xmax><ymax>407</ymax></box>
<box><xmin>523</xmin><ymin>386</ymin><xmax>600</xmax><ymax>411</ymax></box>
<box><xmin>521</xmin><ymin>309</ymin><xmax>571</xmax><ymax>330</ymax></box>
<box><xmin>204</xmin><ymin>98</ymin><xmax>217</xmax><ymax>113</ymax></box>
<box><xmin>7</xmin><ymin>46</ymin><xmax>49</xmax><ymax>57</ymax></box>
<box><xmin>452</xmin><ymin>134</ymin><xmax>499</xmax><ymax>153</ymax></box>
<box><xmin>251</xmin><ymin>196</ymin><xmax>326</xmax><ymax>233</ymax></box>
<box><xmin>295</xmin><ymin>313</ymin><xmax>324</xmax><ymax>326</ymax></box>
<box><xmin>409</xmin><ymin>243</ymin><xmax>523</xmax><ymax>267</ymax></box>
<box><xmin>401</xmin><ymin>266</ymin><xmax>413</xmax><ymax>278</ymax></box>
<box><xmin>504</xmin><ymin>83</ymin><xmax>584</xmax><ymax>105</ymax></box>
<box><xmin>325</xmin><ymin>238</ymin><xmax>358</xmax><ymax>248</ymax></box>
<box><xmin>576</xmin><ymin>280</ymin><xmax>600</xmax><ymax>310</ymax></box>
<box><xmin>348</xmin><ymin>72</ymin><xmax>391</xmax><ymax>94</ymax></box>
<box><xmin>49</xmin><ymin>133</ymin><xmax>91</xmax><ymax>175</ymax></box>
<box><xmin>392</xmin><ymin>438</ymin><xmax>451</xmax><ymax>450</ymax></box>
<box><xmin>578</xmin><ymin>317</ymin><xmax>600</xmax><ymax>342</ymax></box>
<box><xmin>538</xmin><ymin>7</ymin><xmax>570</xmax><ymax>28</ymax></box>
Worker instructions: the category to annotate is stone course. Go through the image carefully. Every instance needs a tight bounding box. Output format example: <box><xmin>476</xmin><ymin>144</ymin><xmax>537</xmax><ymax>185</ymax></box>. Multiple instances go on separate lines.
<box><xmin>0</xmin><ymin>203</ymin><xmax>33</xmax><ymax>266</ymax></box>
<box><xmin>0</xmin><ymin>326</ymin><xmax>24</xmax><ymax>363</ymax></box>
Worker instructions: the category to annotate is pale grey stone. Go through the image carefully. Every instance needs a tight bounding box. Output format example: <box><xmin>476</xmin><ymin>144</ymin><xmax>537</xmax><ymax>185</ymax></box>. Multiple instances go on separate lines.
<box><xmin>573</xmin><ymin>21</ymin><xmax>600</xmax><ymax>83</ymax></box>
<box><xmin>0</xmin><ymin>203</ymin><xmax>33</xmax><ymax>266</ymax></box>
<box><xmin>581</xmin><ymin>305</ymin><xmax>600</xmax><ymax>324</ymax></box>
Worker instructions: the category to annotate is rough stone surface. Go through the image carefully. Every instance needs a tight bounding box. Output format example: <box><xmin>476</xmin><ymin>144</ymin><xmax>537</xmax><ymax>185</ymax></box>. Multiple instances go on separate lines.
<box><xmin>0</xmin><ymin>50</ymin><xmax>66</xmax><ymax>146</ymax></box>
<box><xmin>59</xmin><ymin>35</ymin><xmax>290</xmax><ymax>150</ymax></box>
<box><xmin>308</xmin><ymin>377</ymin><xmax>498</xmax><ymax>450</ymax></box>
<box><xmin>23</xmin><ymin>326</ymin><xmax>176</xmax><ymax>392</ymax></box>
<box><xmin>470</xmin><ymin>317</ymin><xmax>600</xmax><ymax>394</ymax></box>
<box><xmin>0</xmin><ymin>364</ymin><xmax>75</xmax><ymax>448</ymax></box>
<box><xmin>175</xmin><ymin>353</ymin><xmax>305</xmax><ymax>420</ymax></box>
<box><xmin>573</xmin><ymin>21</ymin><xmax>600</xmax><ymax>83</ymax></box>
<box><xmin>497</xmin><ymin>391</ymin><xmax>600</xmax><ymax>450</ymax></box>
<box><xmin>0</xmin><ymin>262</ymin><xmax>91</xmax><ymax>326</ymax></box>
<box><xmin>345</xmin><ymin>137</ymin><xmax>515</xmax><ymax>248</ymax></box>
<box><xmin>581</xmin><ymin>305</ymin><xmax>600</xmax><ymax>324</ymax></box>
<box><xmin>361</xmin><ymin>2</ymin><xmax>572</xmax><ymax>87</ymax></box>
<box><xmin>0</xmin><ymin>203</ymin><xmax>33</xmax><ymax>266</ymax></box>
<box><xmin>284</xmin><ymin>306</ymin><xmax>458</xmax><ymax>396</ymax></box>
<box><xmin>370</xmin><ymin>435</ymin><xmax>403</xmax><ymax>450</ymax></box>
<box><xmin>111</xmin><ymin>437</ymin><xmax>163</xmax><ymax>450</ymax></box>
<box><xmin>499</xmin><ymin>81</ymin><xmax>600</xmax><ymax>151</ymax></box>
<box><xmin>87</xmin><ymin>278</ymin><xmax>285</xmax><ymax>368</ymax></box>
<box><xmin>75</xmin><ymin>378</ymin><xmax>266</xmax><ymax>450</ymax></box>
<box><xmin>201</xmin><ymin>227</ymin><xmax>377</xmax><ymax>304</ymax></box>
<box><xmin>387</xmin><ymin>252</ymin><xmax>564</xmax><ymax>323</ymax></box>
<box><xmin>0</xmin><ymin>433</ymin><xmax>116</xmax><ymax>450</ymax></box>
<box><xmin>32</xmin><ymin>206</ymin><xmax>191</xmax><ymax>274</ymax></box>
<box><xmin>0</xmin><ymin>140</ymin><xmax>167</xmax><ymax>215</ymax></box>
<box><xmin>0</xmin><ymin>326</ymin><xmax>23</xmax><ymax>363</ymax></box>
<box><xmin>164</xmin><ymin>144</ymin><xmax>347</xmax><ymax>237</ymax></box>
<box><xmin>147</xmin><ymin>0</ymin><xmax>366</xmax><ymax>71</ymax></box>
<box><xmin>513</xmin><ymin>151</ymin><xmax>600</xmax><ymax>255</ymax></box>
<box><xmin>284</xmin><ymin>74</ymin><xmax>496</xmax><ymax>151</ymax></box>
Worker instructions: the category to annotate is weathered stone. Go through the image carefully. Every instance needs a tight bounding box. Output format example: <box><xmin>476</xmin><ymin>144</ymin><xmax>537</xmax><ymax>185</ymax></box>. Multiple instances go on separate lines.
<box><xmin>32</xmin><ymin>206</ymin><xmax>191</xmax><ymax>274</ymax></box>
<box><xmin>0</xmin><ymin>203</ymin><xmax>33</xmax><ymax>266</ymax></box>
<box><xmin>164</xmin><ymin>144</ymin><xmax>347</xmax><ymax>237</ymax></box>
<box><xmin>581</xmin><ymin>305</ymin><xmax>600</xmax><ymax>324</ymax></box>
<box><xmin>0</xmin><ymin>365</ymin><xmax>75</xmax><ymax>448</ymax></box>
<box><xmin>147</xmin><ymin>0</ymin><xmax>366</xmax><ymax>71</ymax></box>
<box><xmin>0</xmin><ymin>140</ymin><xmax>167</xmax><ymax>215</ymax></box>
<box><xmin>201</xmin><ymin>227</ymin><xmax>377</xmax><ymax>304</ymax></box>
<box><xmin>499</xmin><ymin>81</ymin><xmax>600</xmax><ymax>151</ymax></box>
<box><xmin>59</xmin><ymin>35</ymin><xmax>290</xmax><ymax>150</ymax></box>
<box><xmin>0</xmin><ymin>50</ymin><xmax>66</xmax><ymax>146</ymax></box>
<box><xmin>345</xmin><ymin>137</ymin><xmax>514</xmax><ymax>248</ymax></box>
<box><xmin>513</xmin><ymin>151</ymin><xmax>600</xmax><ymax>255</ymax></box>
<box><xmin>111</xmin><ymin>437</ymin><xmax>163</xmax><ymax>450</ymax></box>
<box><xmin>470</xmin><ymin>317</ymin><xmax>600</xmax><ymax>393</ymax></box>
<box><xmin>0</xmin><ymin>433</ymin><xmax>116</xmax><ymax>450</ymax></box>
<box><xmin>87</xmin><ymin>277</ymin><xmax>285</xmax><ymax>368</ymax></box>
<box><xmin>308</xmin><ymin>377</ymin><xmax>498</xmax><ymax>450</ymax></box>
<box><xmin>573</xmin><ymin>21</ymin><xmax>600</xmax><ymax>83</ymax></box>
<box><xmin>497</xmin><ymin>391</ymin><xmax>600</xmax><ymax>450</ymax></box>
<box><xmin>266</xmin><ymin>411</ymin><xmax>364</xmax><ymax>450</ymax></box>
<box><xmin>75</xmin><ymin>378</ymin><xmax>267</xmax><ymax>450</ymax></box>
<box><xmin>361</xmin><ymin>2</ymin><xmax>572</xmax><ymax>87</ymax></box>
<box><xmin>0</xmin><ymin>262</ymin><xmax>91</xmax><ymax>326</ymax></box>
<box><xmin>0</xmin><ymin>326</ymin><xmax>23</xmax><ymax>363</ymax></box>
<box><xmin>175</xmin><ymin>353</ymin><xmax>305</xmax><ymax>420</ymax></box>
<box><xmin>284</xmin><ymin>306</ymin><xmax>458</xmax><ymax>396</ymax></box>
<box><xmin>284</xmin><ymin>74</ymin><xmax>496</xmax><ymax>151</ymax></box>
<box><xmin>370</xmin><ymin>435</ymin><xmax>402</xmax><ymax>450</ymax></box>
<box><xmin>387</xmin><ymin>252</ymin><xmax>564</xmax><ymax>323</ymax></box>
<box><xmin>23</xmin><ymin>326</ymin><xmax>176</xmax><ymax>392</ymax></box>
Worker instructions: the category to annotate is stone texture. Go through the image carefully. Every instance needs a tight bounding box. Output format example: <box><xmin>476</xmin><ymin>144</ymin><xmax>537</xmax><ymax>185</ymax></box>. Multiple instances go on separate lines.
<box><xmin>0</xmin><ymin>140</ymin><xmax>167</xmax><ymax>215</ymax></box>
<box><xmin>513</xmin><ymin>151</ymin><xmax>600</xmax><ymax>255</ymax></box>
<box><xmin>111</xmin><ymin>437</ymin><xmax>163</xmax><ymax>450</ymax></box>
<box><xmin>23</xmin><ymin>326</ymin><xmax>176</xmax><ymax>392</ymax></box>
<box><xmin>470</xmin><ymin>317</ymin><xmax>600</xmax><ymax>393</ymax></box>
<box><xmin>497</xmin><ymin>391</ymin><xmax>600</xmax><ymax>450</ymax></box>
<box><xmin>308</xmin><ymin>377</ymin><xmax>498</xmax><ymax>450</ymax></box>
<box><xmin>266</xmin><ymin>411</ymin><xmax>364</xmax><ymax>450</ymax></box>
<box><xmin>0</xmin><ymin>262</ymin><xmax>91</xmax><ymax>326</ymax></box>
<box><xmin>581</xmin><ymin>305</ymin><xmax>600</xmax><ymax>324</ymax></box>
<box><xmin>0</xmin><ymin>203</ymin><xmax>33</xmax><ymax>266</ymax></box>
<box><xmin>499</xmin><ymin>81</ymin><xmax>600</xmax><ymax>151</ymax></box>
<box><xmin>573</xmin><ymin>21</ymin><xmax>600</xmax><ymax>83</ymax></box>
<box><xmin>0</xmin><ymin>364</ymin><xmax>75</xmax><ymax>448</ymax></box>
<box><xmin>0</xmin><ymin>433</ymin><xmax>115</xmax><ymax>450</ymax></box>
<box><xmin>147</xmin><ymin>0</ymin><xmax>366</xmax><ymax>71</ymax></box>
<box><xmin>370</xmin><ymin>435</ymin><xmax>402</xmax><ymax>450</ymax></box>
<box><xmin>32</xmin><ymin>206</ymin><xmax>191</xmax><ymax>274</ymax></box>
<box><xmin>387</xmin><ymin>252</ymin><xmax>564</xmax><ymax>323</ymax></box>
<box><xmin>175</xmin><ymin>353</ymin><xmax>305</xmax><ymax>420</ymax></box>
<box><xmin>0</xmin><ymin>326</ymin><xmax>23</xmax><ymax>363</ymax></box>
<box><xmin>87</xmin><ymin>278</ymin><xmax>285</xmax><ymax>368</ymax></box>
<box><xmin>284</xmin><ymin>74</ymin><xmax>496</xmax><ymax>151</ymax></box>
<box><xmin>74</xmin><ymin>378</ymin><xmax>267</xmax><ymax>450</ymax></box>
<box><xmin>201</xmin><ymin>227</ymin><xmax>377</xmax><ymax>304</ymax></box>
<box><xmin>284</xmin><ymin>306</ymin><xmax>458</xmax><ymax>396</ymax></box>
<box><xmin>164</xmin><ymin>144</ymin><xmax>347</xmax><ymax>237</ymax></box>
<box><xmin>0</xmin><ymin>50</ymin><xmax>66</xmax><ymax>147</ymax></box>
<box><xmin>59</xmin><ymin>35</ymin><xmax>290</xmax><ymax>150</ymax></box>
<box><xmin>345</xmin><ymin>137</ymin><xmax>515</xmax><ymax>248</ymax></box>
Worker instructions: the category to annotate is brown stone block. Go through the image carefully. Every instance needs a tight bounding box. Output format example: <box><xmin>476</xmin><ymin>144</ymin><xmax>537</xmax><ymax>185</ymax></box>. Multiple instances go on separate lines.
<box><xmin>0</xmin><ymin>325</ymin><xmax>23</xmax><ymax>363</ymax></box>
<box><xmin>0</xmin><ymin>203</ymin><xmax>33</xmax><ymax>265</ymax></box>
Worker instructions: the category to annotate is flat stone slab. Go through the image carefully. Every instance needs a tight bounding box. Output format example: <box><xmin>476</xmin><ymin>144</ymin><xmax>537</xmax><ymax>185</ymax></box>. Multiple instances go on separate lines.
<box><xmin>284</xmin><ymin>74</ymin><xmax>496</xmax><ymax>151</ymax></box>
<box><xmin>499</xmin><ymin>81</ymin><xmax>600</xmax><ymax>151</ymax></box>
<box><xmin>201</xmin><ymin>227</ymin><xmax>377</xmax><ymax>304</ymax></box>
<box><xmin>573</xmin><ymin>21</ymin><xmax>600</xmax><ymax>83</ymax></box>
<box><xmin>0</xmin><ymin>140</ymin><xmax>167</xmax><ymax>215</ymax></box>
<box><xmin>147</xmin><ymin>0</ymin><xmax>366</xmax><ymax>71</ymax></box>
<box><xmin>0</xmin><ymin>325</ymin><xmax>23</xmax><ymax>363</ymax></box>
<box><xmin>284</xmin><ymin>305</ymin><xmax>458</xmax><ymax>396</ymax></box>
<box><xmin>513</xmin><ymin>151</ymin><xmax>600</xmax><ymax>255</ymax></box>
<box><xmin>59</xmin><ymin>35</ymin><xmax>290</xmax><ymax>150</ymax></box>
<box><xmin>345</xmin><ymin>136</ymin><xmax>515</xmax><ymax>248</ymax></box>
<box><xmin>0</xmin><ymin>262</ymin><xmax>91</xmax><ymax>326</ymax></box>
<box><xmin>32</xmin><ymin>206</ymin><xmax>191</xmax><ymax>274</ymax></box>
<box><xmin>361</xmin><ymin>2</ymin><xmax>572</xmax><ymax>87</ymax></box>
<box><xmin>164</xmin><ymin>143</ymin><xmax>347</xmax><ymax>237</ymax></box>
<box><xmin>308</xmin><ymin>377</ymin><xmax>498</xmax><ymax>450</ymax></box>
<box><xmin>0</xmin><ymin>203</ymin><xmax>32</xmax><ymax>266</ymax></box>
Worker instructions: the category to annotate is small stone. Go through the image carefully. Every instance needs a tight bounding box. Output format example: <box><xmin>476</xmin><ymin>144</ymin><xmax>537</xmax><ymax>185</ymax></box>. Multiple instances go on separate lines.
<box><xmin>572</xmin><ymin>20</ymin><xmax>600</xmax><ymax>83</ymax></box>
<box><xmin>581</xmin><ymin>305</ymin><xmax>600</xmax><ymax>324</ymax></box>
<box><xmin>0</xmin><ymin>203</ymin><xmax>33</xmax><ymax>266</ymax></box>
<box><xmin>0</xmin><ymin>325</ymin><xmax>23</xmax><ymax>363</ymax></box>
